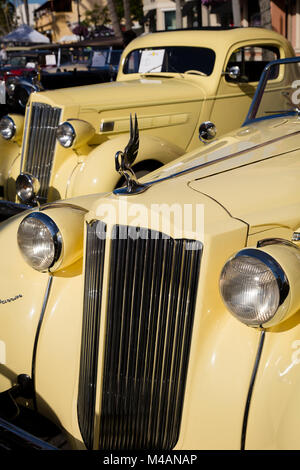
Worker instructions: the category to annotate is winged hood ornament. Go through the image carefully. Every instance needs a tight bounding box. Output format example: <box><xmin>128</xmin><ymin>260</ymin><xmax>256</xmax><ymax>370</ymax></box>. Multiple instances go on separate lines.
<box><xmin>114</xmin><ymin>114</ymin><xmax>147</xmax><ymax>195</ymax></box>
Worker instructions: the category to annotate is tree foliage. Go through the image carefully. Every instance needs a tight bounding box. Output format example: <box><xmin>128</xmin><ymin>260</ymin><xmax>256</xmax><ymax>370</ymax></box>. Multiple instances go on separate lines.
<box><xmin>115</xmin><ymin>0</ymin><xmax>143</xmax><ymax>24</ymax></box>
<box><xmin>82</xmin><ymin>4</ymin><xmax>110</xmax><ymax>29</ymax></box>
<box><xmin>0</xmin><ymin>1</ymin><xmax>15</xmax><ymax>35</ymax></box>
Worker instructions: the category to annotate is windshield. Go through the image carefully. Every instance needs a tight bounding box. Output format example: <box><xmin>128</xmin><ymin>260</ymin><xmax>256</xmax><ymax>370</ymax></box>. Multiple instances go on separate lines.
<box><xmin>245</xmin><ymin>58</ymin><xmax>300</xmax><ymax>123</ymax></box>
<box><xmin>123</xmin><ymin>46</ymin><xmax>216</xmax><ymax>76</ymax></box>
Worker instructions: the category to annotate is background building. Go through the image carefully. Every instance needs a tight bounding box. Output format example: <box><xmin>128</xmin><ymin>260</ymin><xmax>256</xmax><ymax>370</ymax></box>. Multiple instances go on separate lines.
<box><xmin>34</xmin><ymin>0</ymin><xmax>108</xmax><ymax>43</ymax></box>
<box><xmin>31</xmin><ymin>0</ymin><xmax>300</xmax><ymax>54</ymax></box>
<box><xmin>15</xmin><ymin>1</ymin><xmax>40</xmax><ymax>27</ymax></box>
<box><xmin>143</xmin><ymin>0</ymin><xmax>300</xmax><ymax>54</ymax></box>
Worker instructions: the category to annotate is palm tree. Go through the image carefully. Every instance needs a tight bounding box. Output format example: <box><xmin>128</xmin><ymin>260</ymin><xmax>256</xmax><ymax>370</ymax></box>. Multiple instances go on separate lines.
<box><xmin>258</xmin><ymin>0</ymin><xmax>271</xmax><ymax>29</ymax></box>
<box><xmin>123</xmin><ymin>0</ymin><xmax>132</xmax><ymax>30</ymax></box>
<box><xmin>23</xmin><ymin>0</ymin><xmax>30</xmax><ymax>25</ymax></box>
<box><xmin>231</xmin><ymin>0</ymin><xmax>241</xmax><ymax>26</ymax></box>
<box><xmin>106</xmin><ymin>0</ymin><xmax>122</xmax><ymax>38</ymax></box>
<box><xmin>175</xmin><ymin>0</ymin><xmax>182</xmax><ymax>29</ymax></box>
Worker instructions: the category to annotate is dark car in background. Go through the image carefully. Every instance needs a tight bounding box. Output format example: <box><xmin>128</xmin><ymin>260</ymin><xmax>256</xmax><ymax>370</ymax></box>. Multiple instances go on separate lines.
<box><xmin>0</xmin><ymin>45</ymin><xmax>123</xmax><ymax>114</ymax></box>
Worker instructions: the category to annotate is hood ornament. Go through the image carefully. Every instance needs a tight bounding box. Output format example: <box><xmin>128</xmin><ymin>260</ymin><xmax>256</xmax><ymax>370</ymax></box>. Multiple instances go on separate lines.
<box><xmin>114</xmin><ymin>114</ymin><xmax>147</xmax><ymax>195</ymax></box>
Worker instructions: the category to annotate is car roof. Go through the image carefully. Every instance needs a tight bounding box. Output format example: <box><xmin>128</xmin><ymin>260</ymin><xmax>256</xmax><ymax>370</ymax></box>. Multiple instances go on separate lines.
<box><xmin>124</xmin><ymin>27</ymin><xmax>292</xmax><ymax>52</ymax></box>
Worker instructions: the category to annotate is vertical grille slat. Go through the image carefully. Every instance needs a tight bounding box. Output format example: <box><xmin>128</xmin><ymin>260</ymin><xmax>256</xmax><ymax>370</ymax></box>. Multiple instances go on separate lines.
<box><xmin>99</xmin><ymin>226</ymin><xmax>202</xmax><ymax>450</ymax></box>
<box><xmin>77</xmin><ymin>221</ymin><xmax>106</xmax><ymax>450</ymax></box>
<box><xmin>78</xmin><ymin>223</ymin><xmax>203</xmax><ymax>450</ymax></box>
<box><xmin>22</xmin><ymin>103</ymin><xmax>61</xmax><ymax>200</ymax></box>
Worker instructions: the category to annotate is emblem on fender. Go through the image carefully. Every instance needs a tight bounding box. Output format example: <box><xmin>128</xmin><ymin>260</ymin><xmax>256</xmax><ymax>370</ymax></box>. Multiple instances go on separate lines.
<box><xmin>114</xmin><ymin>114</ymin><xmax>147</xmax><ymax>195</ymax></box>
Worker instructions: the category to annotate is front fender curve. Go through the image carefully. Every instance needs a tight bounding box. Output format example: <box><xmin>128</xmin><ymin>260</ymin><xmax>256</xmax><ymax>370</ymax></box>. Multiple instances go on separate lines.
<box><xmin>0</xmin><ymin>214</ymin><xmax>50</xmax><ymax>393</ymax></box>
<box><xmin>0</xmin><ymin>140</ymin><xmax>20</xmax><ymax>200</ymax></box>
<box><xmin>67</xmin><ymin>134</ymin><xmax>184</xmax><ymax>198</ymax></box>
<box><xmin>245</xmin><ymin>316</ymin><xmax>300</xmax><ymax>449</ymax></box>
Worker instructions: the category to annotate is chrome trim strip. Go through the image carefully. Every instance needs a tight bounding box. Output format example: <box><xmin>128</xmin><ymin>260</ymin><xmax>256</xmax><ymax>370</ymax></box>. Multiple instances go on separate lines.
<box><xmin>19</xmin><ymin>106</ymin><xmax>31</xmax><ymax>171</ymax></box>
<box><xmin>31</xmin><ymin>275</ymin><xmax>53</xmax><ymax>411</ymax></box>
<box><xmin>257</xmin><ymin>238</ymin><xmax>298</xmax><ymax>249</ymax></box>
<box><xmin>40</xmin><ymin>202</ymin><xmax>88</xmax><ymax>213</ymax></box>
<box><xmin>241</xmin><ymin>330</ymin><xmax>265</xmax><ymax>450</ymax></box>
<box><xmin>244</xmin><ymin>56</ymin><xmax>300</xmax><ymax>125</ymax></box>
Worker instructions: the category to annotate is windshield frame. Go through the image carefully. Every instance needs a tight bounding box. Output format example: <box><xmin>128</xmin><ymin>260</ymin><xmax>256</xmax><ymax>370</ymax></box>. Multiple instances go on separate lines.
<box><xmin>243</xmin><ymin>56</ymin><xmax>300</xmax><ymax>126</ymax></box>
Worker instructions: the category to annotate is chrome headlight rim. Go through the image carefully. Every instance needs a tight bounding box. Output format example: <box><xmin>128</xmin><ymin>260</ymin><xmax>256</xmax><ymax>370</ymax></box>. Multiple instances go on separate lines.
<box><xmin>0</xmin><ymin>115</ymin><xmax>16</xmax><ymax>140</ymax></box>
<box><xmin>239</xmin><ymin>248</ymin><xmax>290</xmax><ymax>306</ymax></box>
<box><xmin>17</xmin><ymin>212</ymin><xmax>63</xmax><ymax>272</ymax></box>
<box><xmin>220</xmin><ymin>248</ymin><xmax>290</xmax><ymax>327</ymax></box>
<box><xmin>56</xmin><ymin>121</ymin><xmax>76</xmax><ymax>148</ymax></box>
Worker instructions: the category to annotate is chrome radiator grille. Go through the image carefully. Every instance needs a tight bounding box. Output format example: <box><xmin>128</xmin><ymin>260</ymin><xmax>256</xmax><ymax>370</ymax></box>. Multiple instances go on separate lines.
<box><xmin>78</xmin><ymin>221</ymin><xmax>106</xmax><ymax>450</ymax></box>
<box><xmin>78</xmin><ymin>223</ymin><xmax>203</xmax><ymax>450</ymax></box>
<box><xmin>22</xmin><ymin>103</ymin><xmax>61</xmax><ymax>200</ymax></box>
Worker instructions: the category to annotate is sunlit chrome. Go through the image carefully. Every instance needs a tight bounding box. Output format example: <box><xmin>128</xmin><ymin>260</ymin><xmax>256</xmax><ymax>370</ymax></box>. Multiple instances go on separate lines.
<box><xmin>56</xmin><ymin>121</ymin><xmax>76</xmax><ymax>148</ymax></box>
<box><xmin>16</xmin><ymin>173</ymin><xmax>40</xmax><ymax>205</ymax></box>
<box><xmin>0</xmin><ymin>116</ymin><xmax>16</xmax><ymax>140</ymax></box>
<box><xmin>114</xmin><ymin>114</ymin><xmax>147</xmax><ymax>195</ymax></box>
<box><xmin>199</xmin><ymin>121</ymin><xmax>217</xmax><ymax>142</ymax></box>
<box><xmin>17</xmin><ymin>212</ymin><xmax>62</xmax><ymax>272</ymax></box>
<box><xmin>21</xmin><ymin>103</ymin><xmax>61</xmax><ymax>200</ymax></box>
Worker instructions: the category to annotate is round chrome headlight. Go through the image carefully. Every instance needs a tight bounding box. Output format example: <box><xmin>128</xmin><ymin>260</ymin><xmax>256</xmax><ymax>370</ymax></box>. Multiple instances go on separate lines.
<box><xmin>56</xmin><ymin>122</ymin><xmax>76</xmax><ymax>148</ymax></box>
<box><xmin>220</xmin><ymin>249</ymin><xmax>289</xmax><ymax>327</ymax></box>
<box><xmin>16</xmin><ymin>173</ymin><xmax>40</xmax><ymax>204</ymax></box>
<box><xmin>0</xmin><ymin>116</ymin><xmax>16</xmax><ymax>140</ymax></box>
<box><xmin>7</xmin><ymin>82</ymin><xmax>15</xmax><ymax>93</ymax></box>
<box><xmin>17</xmin><ymin>212</ymin><xmax>62</xmax><ymax>272</ymax></box>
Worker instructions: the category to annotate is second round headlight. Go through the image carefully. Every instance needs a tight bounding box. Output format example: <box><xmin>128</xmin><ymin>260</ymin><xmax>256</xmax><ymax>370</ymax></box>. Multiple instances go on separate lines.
<box><xmin>56</xmin><ymin>121</ymin><xmax>76</xmax><ymax>148</ymax></box>
<box><xmin>0</xmin><ymin>116</ymin><xmax>16</xmax><ymax>140</ymax></box>
<box><xmin>17</xmin><ymin>212</ymin><xmax>62</xmax><ymax>272</ymax></box>
<box><xmin>219</xmin><ymin>249</ymin><xmax>289</xmax><ymax>327</ymax></box>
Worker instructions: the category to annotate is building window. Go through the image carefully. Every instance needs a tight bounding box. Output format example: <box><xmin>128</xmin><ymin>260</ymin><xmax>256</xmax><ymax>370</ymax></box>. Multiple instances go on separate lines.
<box><xmin>164</xmin><ymin>10</ymin><xmax>176</xmax><ymax>30</ymax></box>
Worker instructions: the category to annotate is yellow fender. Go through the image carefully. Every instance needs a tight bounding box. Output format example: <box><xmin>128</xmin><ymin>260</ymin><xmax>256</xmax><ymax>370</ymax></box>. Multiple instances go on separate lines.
<box><xmin>67</xmin><ymin>134</ymin><xmax>184</xmax><ymax>198</ymax></box>
<box><xmin>0</xmin><ymin>140</ymin><xmax>20</xmax><ymax>200</ymax></box>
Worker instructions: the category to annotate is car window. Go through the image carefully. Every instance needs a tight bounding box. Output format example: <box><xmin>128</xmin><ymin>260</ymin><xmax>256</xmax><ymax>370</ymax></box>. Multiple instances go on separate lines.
<box><xmin>226</xmin><ymin>45</ymin><xmax>280</xmax><ymax>83</ymax></box>
<box><xmin>110</xmin><ymin>51</ymin><xmax>122</xmax><ymax>66</ymax></box>
<box><xmin>123</xmin><ymin>47</ymin><xmax>216</xmax><ymax>76</ymax></box>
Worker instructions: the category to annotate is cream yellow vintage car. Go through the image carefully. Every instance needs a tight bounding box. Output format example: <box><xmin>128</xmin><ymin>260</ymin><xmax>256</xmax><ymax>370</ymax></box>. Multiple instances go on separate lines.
<box><xmin>0</xmin><ymin>27</ymin><xmax>294</xmax><ymax>221</ymax></box>
<box><xmin>1</xmin><ymin>56</ymin><xmax>300</xmax><ymax>450</ymax></box>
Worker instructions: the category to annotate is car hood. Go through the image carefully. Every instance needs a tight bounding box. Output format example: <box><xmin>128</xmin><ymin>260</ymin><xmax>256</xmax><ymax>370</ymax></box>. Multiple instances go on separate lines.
<box><xmin>32</xmin><ymin>76</ymin><xmax>206</xmax><ymax>111</ymax></box>
<box><xmin>142</xmin><ymin>116</ymin><xmax>300</xmax><ymax>229</ymax></box>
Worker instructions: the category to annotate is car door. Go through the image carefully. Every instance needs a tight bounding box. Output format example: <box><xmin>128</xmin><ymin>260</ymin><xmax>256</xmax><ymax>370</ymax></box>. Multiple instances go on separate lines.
<box><xmin>209</xmin><ymin>42</ymin><xmax>281</xmax><ymax>135</ymax></box>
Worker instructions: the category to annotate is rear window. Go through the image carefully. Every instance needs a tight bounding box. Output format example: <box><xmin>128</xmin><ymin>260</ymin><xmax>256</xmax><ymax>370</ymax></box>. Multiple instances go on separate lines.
<box><xmin>123</xmin><ymin>46</ymin><xmax>216</xmax><ymax>76</ymax></box>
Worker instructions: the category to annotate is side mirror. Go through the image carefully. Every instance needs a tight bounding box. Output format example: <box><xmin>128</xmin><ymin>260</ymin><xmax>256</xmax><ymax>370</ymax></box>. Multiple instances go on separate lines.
<box><xmin>199</xmin><ymin>121</ymin><xmax>217</xmax><ymax>143</ymax></box>
<box><xmin>224</xmin><ymin>65</ymin><xmax>241</xmax><ymax>81</ymax></box>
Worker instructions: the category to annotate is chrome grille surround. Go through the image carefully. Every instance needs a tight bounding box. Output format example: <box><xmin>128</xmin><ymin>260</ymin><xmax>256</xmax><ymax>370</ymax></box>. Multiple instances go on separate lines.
<box><xmin>21</xmin><ymin>103</ymin><xmax>62</xmax><ymax>200</ymax></box>
<box><xmin>78</xmin><ymin>220</ymin><xmax>106</xmax><ymax>450</ymax></box>
<box><xmin>78</xmin><ymin>223</ymin><xmax>203</xmax><ymax>450</ymax></box>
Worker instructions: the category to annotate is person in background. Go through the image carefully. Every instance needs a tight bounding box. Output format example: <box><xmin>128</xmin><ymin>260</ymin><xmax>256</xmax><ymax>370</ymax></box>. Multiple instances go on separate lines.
<box><xmin>0</xmin><ymin>44</ymin><xmax>7</xmax><ymax>65</ymax></box>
